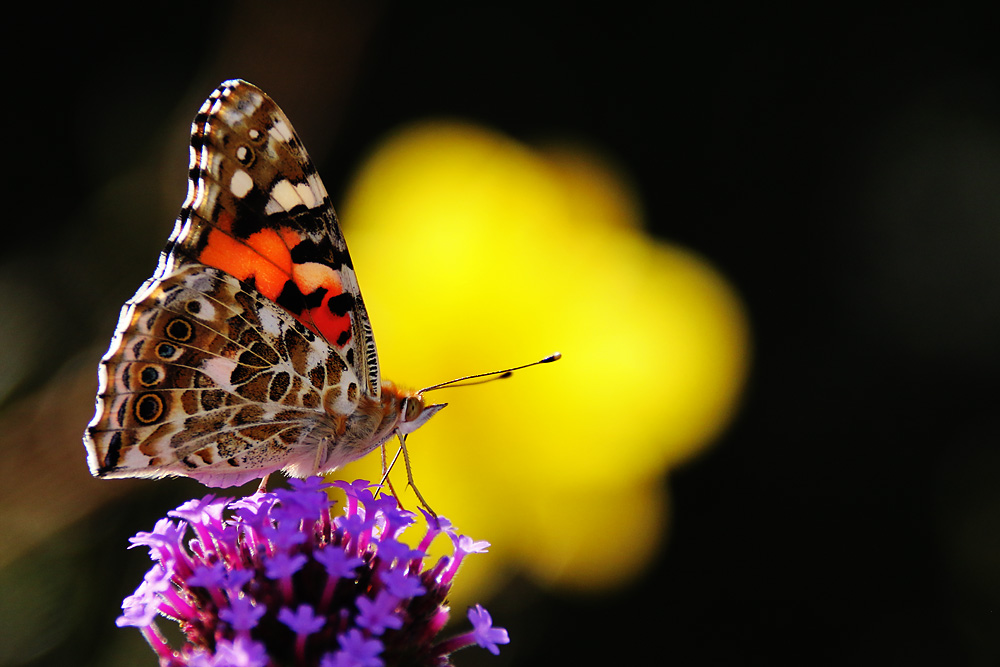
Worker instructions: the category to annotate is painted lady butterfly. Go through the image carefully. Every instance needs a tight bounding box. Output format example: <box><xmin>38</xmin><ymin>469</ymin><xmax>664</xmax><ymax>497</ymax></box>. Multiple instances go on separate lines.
<box><xmin>84</xmin><ymin>80</ymin><xmax>448</xmax><ymax>491</ymax></box>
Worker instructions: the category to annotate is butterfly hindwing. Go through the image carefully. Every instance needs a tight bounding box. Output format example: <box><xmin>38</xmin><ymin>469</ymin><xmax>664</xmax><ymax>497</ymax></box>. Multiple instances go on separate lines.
<box><xmin>86</xmin><ymin>264</ymin><xmax>366</xmax><ymax>487</ymax></box>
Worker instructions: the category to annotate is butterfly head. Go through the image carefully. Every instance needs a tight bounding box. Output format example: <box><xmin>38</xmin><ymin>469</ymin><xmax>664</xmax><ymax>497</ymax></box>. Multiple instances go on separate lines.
<box><xmin>397</xmin><ymin>392</ymin><xmax>448</xmax><ymax>436</ymax></box>
<box><xmin>377</xmin><ymin>381</ymin><xmax>446</xmax><ymax>438</ymax></box>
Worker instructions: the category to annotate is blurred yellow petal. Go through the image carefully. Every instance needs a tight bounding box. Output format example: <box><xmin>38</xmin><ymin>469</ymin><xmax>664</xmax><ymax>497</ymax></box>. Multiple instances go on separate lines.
<box><xmin>515</xmin><ymin>479</ymin><xmax>670</xmax><ymax>590</ymax></box>
<box><xmin>333</xmin><ymin>121</ymin><xmax>750</xmax><ymax>598</ymax></box>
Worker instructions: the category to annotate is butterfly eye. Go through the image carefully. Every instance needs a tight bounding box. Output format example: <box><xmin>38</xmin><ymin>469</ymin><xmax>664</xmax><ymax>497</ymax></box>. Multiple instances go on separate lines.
<box><xmin>402</xmin><ymin>396</ymin><xmax>422</xmax><ymax>422</ymax></box>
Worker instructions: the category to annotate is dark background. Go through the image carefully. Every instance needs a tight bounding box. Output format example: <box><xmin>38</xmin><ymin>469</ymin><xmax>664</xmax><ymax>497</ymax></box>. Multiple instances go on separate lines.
<box><xmin>2</xmin><ymin>3</ymin><xmax>998</xmax><ymax>665</ymax></box>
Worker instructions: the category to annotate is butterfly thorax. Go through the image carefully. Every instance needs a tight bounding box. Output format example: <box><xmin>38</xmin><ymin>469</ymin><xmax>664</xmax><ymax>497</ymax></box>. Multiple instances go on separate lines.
<box><xmin>336</xmin><ymin>383</ymin><xmax>404</xmax><ymax>454</ymax></box>
<box><xmin>325</xmin><ymin>382</ymin><xmax>444</xmax><ymax>465</ymax></box>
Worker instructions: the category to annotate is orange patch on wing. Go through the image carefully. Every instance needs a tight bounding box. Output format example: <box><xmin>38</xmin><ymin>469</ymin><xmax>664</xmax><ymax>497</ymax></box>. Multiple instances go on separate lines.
<box><xmin>289</xmin><ymin>262</ymin><xmax>352</xmax><ymax>347</ymax></box>
<box><xmin>310</xmin><ymin>301</ymin><xmax>352</xmax><ymax>348</ymax></box>
<box><xmin>199</xmin><ymin>226</ymin><xmax>294</xmax><ymax>302</ymax></box>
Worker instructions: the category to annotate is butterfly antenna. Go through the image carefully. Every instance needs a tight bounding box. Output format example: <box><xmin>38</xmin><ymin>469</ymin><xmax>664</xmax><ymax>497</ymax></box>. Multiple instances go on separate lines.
<box><xmin>420</xmin><ymin>352</ymin><xmax>562</xmax><ymax>393</ymax></box>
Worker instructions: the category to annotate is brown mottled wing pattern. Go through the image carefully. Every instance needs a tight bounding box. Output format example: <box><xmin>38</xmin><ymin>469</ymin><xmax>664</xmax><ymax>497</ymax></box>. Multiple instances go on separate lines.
<box><xmin>85</xmin><ymin>265</ymin><xmax>363</xmax><ymax>487</ymax></box>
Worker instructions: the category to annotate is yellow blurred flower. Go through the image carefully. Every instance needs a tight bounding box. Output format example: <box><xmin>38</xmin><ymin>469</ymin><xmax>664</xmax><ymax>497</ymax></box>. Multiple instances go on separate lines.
<box><xmin>333</xmin><ymin>121</ymin><xmax>749</xmax><ymax>600</ymax></box>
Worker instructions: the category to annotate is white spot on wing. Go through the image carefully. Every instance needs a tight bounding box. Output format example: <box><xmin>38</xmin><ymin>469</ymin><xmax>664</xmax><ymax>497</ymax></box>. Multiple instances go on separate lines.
<box><xmin>267</xmin><ymin>179</ymin><xmax>301</xmax><ymax>213</ymax></box>
<box><xmin>307</xmin><ymin>172</ymin><xmax>329</xmax><ymax>199</ymax></box>
<box><xmin>200</xmin><ymin>357</ymin><xmax>238</xmax><ymax>392</ymax></box>
<box><xmin>305</xmin><ymin>345</ymin><xmax>325</xmax><ymax>370</ymax></box>
<box><xmin>292</xmin><ymin>262</ymin><xmax>341</xmax><ymax>294</ymax></box>
<box><xmin>258</xmin><ymin>307</ymin><xmax>282</xmax><ymax>337</ymax></box>
<box><xmin>327</xmin><ymin>371</ymin><xmax>362</xmax><ymax>416</ymax></box>
<box><xmin>189</xmin><ymin>297</ymin><xmax>217</xmax><ymax>321</ymax></box>
<box><xmin>295</xmin><ymin>181</ymin><xmax>317</xmax><ymax>208</ymax></box>
<box><xmin>270</xmin><ymin>117</ymin><xmax>293</xmax><ymax>142</ymax></box>
<box><xmin>231</xmin><ymin>169</ymin><xmax>253</xmax><ymax>198</ymax></box>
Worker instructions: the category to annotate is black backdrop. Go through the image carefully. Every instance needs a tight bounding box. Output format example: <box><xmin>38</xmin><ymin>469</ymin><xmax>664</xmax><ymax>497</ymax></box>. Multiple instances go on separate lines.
<box><xmin>4</xmin><ymin>3</ymin><xmax>999</xmax><ymax>665</ymax></box>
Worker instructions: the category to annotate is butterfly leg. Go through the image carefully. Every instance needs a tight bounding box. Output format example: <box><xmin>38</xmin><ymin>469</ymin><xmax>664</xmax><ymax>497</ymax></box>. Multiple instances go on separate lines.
<box><xmin>397</xmin><ymin>433</ymin><xmax>436</xmax><ymax>517</ymax></box>
<box><xmin>257</xmin><ymin>474</ymin><xmax>271</xmax><ymax>494</ymax></box>
<box><xmin>376</xmin><ymin>441</ymin><xmax>405</xmax><ymax>510</ymax></box>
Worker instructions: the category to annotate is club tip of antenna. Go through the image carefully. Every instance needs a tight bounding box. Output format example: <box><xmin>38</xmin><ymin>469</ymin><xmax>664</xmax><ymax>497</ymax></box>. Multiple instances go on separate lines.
<box><xmin>542</xmin><ymin>351</ymin><xmax>562</xmax><ymax>363</ymax></box>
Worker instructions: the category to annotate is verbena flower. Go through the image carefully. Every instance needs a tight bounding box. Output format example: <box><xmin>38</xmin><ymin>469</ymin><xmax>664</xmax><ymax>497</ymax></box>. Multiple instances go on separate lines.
<box><xmin>117</xmin><ymin>478</ymin><xmax>509</xmax><ymax>666</ymax></box>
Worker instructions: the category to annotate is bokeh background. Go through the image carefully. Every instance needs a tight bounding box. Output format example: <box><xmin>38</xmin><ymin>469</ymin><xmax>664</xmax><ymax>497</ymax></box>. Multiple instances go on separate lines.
<box><xmin>2</xmin><ymin>3</ymin><xmax>999</xmax><ymax>665</ymax></box>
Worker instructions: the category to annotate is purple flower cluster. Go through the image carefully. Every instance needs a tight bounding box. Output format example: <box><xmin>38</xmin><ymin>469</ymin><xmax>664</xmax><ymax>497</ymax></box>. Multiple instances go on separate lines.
<box><xmin>118</xmin><ymin>478</ymin><xmax>509</xmax><ymax>666</ymax></box>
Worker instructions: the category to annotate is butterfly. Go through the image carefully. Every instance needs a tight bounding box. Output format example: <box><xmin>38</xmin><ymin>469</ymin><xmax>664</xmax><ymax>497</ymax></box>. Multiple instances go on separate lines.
<box><xmin>84</xmin><ymin>79</ymin><xmax>448</xmax><ymax>494</ymax></box>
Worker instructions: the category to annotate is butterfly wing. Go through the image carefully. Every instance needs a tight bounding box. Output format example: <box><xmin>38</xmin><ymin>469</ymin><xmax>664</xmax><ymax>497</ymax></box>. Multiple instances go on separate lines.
<box><xmin>163</xmin><ymin>79</ymin><xmax>379</xmax><ymax>397</ymax></box>
<box><xmin>86</xmin><ymin>265</ymin><xmax>363</xmax><ymax>487</ymax></box>
<box><xmin>85</xmin><ymin>80</ymin><xmax>385</xmax><ymax>487</ymax></box>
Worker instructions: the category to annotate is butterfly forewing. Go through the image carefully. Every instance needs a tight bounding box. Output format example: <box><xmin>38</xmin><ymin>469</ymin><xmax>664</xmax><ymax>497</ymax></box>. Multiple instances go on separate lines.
<box><xmin>166</xmin><ymin>80</ymin><xmax>379</xmax><ymax>396</ymax></box>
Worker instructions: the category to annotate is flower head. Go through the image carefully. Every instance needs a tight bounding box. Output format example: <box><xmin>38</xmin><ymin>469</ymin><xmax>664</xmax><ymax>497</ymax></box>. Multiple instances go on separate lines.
<box><xmin>117</xmin><ymin>478</ymin><xmax>508</xmax><ymax>666</ymax></box>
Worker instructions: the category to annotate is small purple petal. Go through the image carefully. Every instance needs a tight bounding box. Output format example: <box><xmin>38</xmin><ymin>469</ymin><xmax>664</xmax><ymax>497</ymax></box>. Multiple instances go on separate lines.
<box><xmin>368</xmin><ymin>494</ymin><xmax>404</xmax><ymax>518</ymax></box>
<box><xmin>288</xmin><ymin>476</ymin><xmax>334</xmax><ymax>494</ymax></box>
<box><xmin>418</xmin><ymin>508</ymin><xmax>454</xmax><ymax>535</ymax></box>
<box><xmin>278</xmin><ymin>604</ymin><xmax>326</xmax><ymax>636</ymax></box>
<box><xmin>116</xmin><ymin>563</ymin><xmax>174</xmax><ymax>628</ymax></box>
<box><xmin>375</xmin><ymin>539</ymin><xmax>424</xmax><ymax>564</ymax></box>
<box><xmin>218</xmin><ymin>596</ymin><xmax>267</xmax><ymax>631</ymax></box>
<box><xmin>128</xmin><ymin>518</ymin><xmax>185</xmax><ymax>563</ymax></box>
<box><xmin>214</xmin><ymin>635</ymin><xmax>269</xmax><ymax>667</ymax></box>
<box><xmin>231</xmin><ymin>493</ymin><xmax>278</xmax><ymax>525</ymax></box>
<box><xmin>116</xmin><ymin>586</ymin><xmax>160</xmax><ymax>628</ymax></box>
<box><xmin>334</xmin><ymin>480</ymin><xmax>376</xmax><ymax>519</ymax></box>
<box><xmin>452</xmin><ymin>534</ymin><xmax>491</xmax><ymax>556</ymax></box>
<box><xmin>263</xmin><ymin>521</ymin><xmax>308</xmax><ymax>550</ymax></box>
<box><xmin>231</xmin><ymin>494</ymin><xmax>278</xmax><ymax>545</ymax></box>
<box><xmin>264</xmin><ymin>552</ymin><xmax>308</xmax><ymax>580</ymax></box>
<box><xmin>281</xmin><ymin>477</ymin><xmax>334</xmax><ymax>519</ymax></box>
<box><xmin>187</xmin><ymin>562</ymin><xmax>227</xmax><ymax>590</ymax></box>
<box><xmin>379</xmin><ymin>568</ymin><xmax>427</xmax><ymax>599</ymax></box>
<box><xmin>169</xmin><ymin>497</ymin><xmax>229</xmax><ymax>561</ymax></box>
<box><xmin>376</xmin><ymin>504</ymin><xmax>416</xmax><ymax>541</ymax></box>
<box><xmin>322</xmin><ymin>629</ymin><xmax>384</xmax><ymax>667</ymax></box>
<box><xmin>336</xmin><ymin>513</ymin><xmax>376</xmax><ymax>553</ymax></box>
<box><xmin>315</xmin><ymin>546</ymin><xmax>363</xmax><ymax>580</ymax></box>
<box><xmin>416</xmin><ymin>509</ymin><xmax>455</xmax><ymax>555</ymax></box>
<box><xmin>442</xmin><ymin>534</ymin><xmax>491</xmax><ymax>582</ymax></box>
<box><xmin>207</xmin><ymin>521</ymin><xmax>240</xmax><ymax>551</ymax></box>
<box><xmin>355</xmin><ymin>591</ymin><xmax>403</xmax><ymax>635</ymax></box>
<box><xmin>333</xmin><ymin>479</ymin><xmax>373</xmax><ymax>500</ymax></box>
<box><xmin>144</xmin><ymin>561</ymin><xmax>174</xmax><ymax>589</ymax></box>
<box><xmin>222</xmin><ymin>568</ymin><xmax>254</xmax><ymax>595</ymax></box>
<box><xmin>168</xmin><ymin>495</ymin><xmax>224</xmax><ymax>524</ymax></box>
<box><xmin>128</xmin><ymin>517</ymin><xmax>183</xmax><ymax>548</ymax></box>
<box><xmin>468</xmin><ymin>604</ymin><xmax>510</xmax><ymax>655</ymax></box>
<box><xmin>184</xmin><ymin>650</ymin><xmax>215</xmax><ymax>667</ymax></box>
<box><xmin>336</xmin><ymin>513</ymin><xmax>371</xmax><ymax>537</ymax></box>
